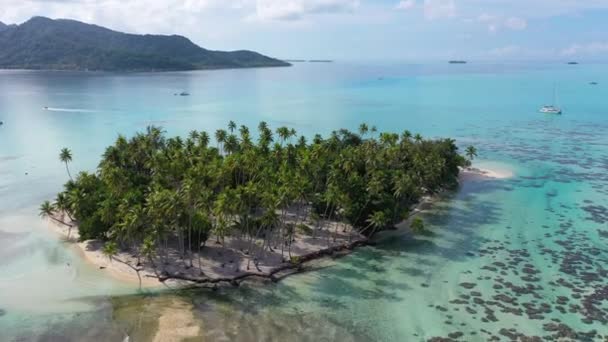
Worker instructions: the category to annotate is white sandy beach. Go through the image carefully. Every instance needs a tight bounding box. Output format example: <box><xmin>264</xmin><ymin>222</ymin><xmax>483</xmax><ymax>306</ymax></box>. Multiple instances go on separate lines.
<box><xmin>45</xmin><ymin>211</ymin><xmax>365</xmax><ymax>289</ymax></box>
<box><xmin>459</xmin><ymin>164</ymin><xmax>514</xmax><ymax>181</ymax></box>
<box><xmin>45</xmin><ymin>219</ymin><xmax>164</xmax><ymax>288</ymax></box>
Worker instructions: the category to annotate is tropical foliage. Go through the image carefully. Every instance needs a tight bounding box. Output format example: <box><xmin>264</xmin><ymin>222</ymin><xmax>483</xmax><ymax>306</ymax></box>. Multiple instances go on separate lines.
<box><xmin>410</xmin><ymin>217</ymin><xmax>426</xmax><ymax>234</ymax></box>
<box><xmin>42</xmin><ymin>122</ymin><xmax>467</xmax><ymax>270</ymax></box>
<box><xmin>59</xmin><ymin>147</ymin><xmax>73</xmax><ymax>180</ymax></box>
<box><xmin>465</xmin><ymin>145</ymin><xmax>478</xmax><ymax>163</ymax></box>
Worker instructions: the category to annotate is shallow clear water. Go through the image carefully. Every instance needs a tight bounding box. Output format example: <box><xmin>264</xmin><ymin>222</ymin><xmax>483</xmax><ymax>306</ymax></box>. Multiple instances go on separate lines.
<box><xmin>1</xmin><ymin>62</ymin><xmax>607</xmax><ymax>341</ymax></box>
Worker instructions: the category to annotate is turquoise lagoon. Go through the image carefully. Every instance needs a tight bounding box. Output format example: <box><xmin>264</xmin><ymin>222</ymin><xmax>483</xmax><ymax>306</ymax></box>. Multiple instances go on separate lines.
<box><xmin>1</xmin><ymin>62</ymin><xmax>607</xmax><ymax>341</ymax></box>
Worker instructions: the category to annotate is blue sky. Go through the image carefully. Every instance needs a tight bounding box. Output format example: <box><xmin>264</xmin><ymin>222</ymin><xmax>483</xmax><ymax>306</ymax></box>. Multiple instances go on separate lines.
<box><xmin>2</xmin><ymin>0</ymin><xmax>608</xmax><ymax>61</ymax></box>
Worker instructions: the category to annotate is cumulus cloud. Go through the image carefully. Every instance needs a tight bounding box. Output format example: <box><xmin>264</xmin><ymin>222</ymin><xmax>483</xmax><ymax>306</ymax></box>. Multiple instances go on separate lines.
<box><xmin>488</xmin><ymin>45</ymin><xmax>520</xmax><ymax>57</ymax></box>
<box><xmin>396</xmin><ymin>0</ymin><xmax>416</xmax><ymax>11</ymax></box>
<box><xmin>0</xmin><ymin>0</ymin><xmax>226</xmax><ymax>30</ymax></box>
<box><xmin>477</xmin><ymin>13</ymin><xmax>495</xmax><ymax>22</ymax></box>
<box><xmin>255</xmin><ymin>0</ymin><xmax>359</xmax><ymax>21</ymax></box>
<box><xmin>504</xmin><ymin>17</ymin><xmax>527</xmax><ymax>30</ymax></box>
<box><xmin>475</xmin><ymin>13</ymin><xmax>527</xmax><ymax>32</ymax></box>
<box><xmin>423</xmin><ymin>0</ymin><xmax>456</xmax><ymax>20</ymax></box>
<box><xmin>561</xmin><ymin>42</ymin><xmax>608</xmax><ymax>56</ymax></box>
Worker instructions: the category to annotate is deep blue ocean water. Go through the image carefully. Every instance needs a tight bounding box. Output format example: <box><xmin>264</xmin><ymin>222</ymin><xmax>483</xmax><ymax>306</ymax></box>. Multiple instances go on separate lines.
<box><xmin>1</xmin><ymin>62</ymin><xmax>607</xmax><ymax>341</ymax></box>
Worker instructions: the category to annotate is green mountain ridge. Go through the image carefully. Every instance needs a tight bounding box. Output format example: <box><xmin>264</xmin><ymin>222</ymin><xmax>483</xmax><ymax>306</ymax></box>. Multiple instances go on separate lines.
<box><xmin>0</xmin><ymin>16</ymin><xmax>290</xmax><ymax>71</ymax></box>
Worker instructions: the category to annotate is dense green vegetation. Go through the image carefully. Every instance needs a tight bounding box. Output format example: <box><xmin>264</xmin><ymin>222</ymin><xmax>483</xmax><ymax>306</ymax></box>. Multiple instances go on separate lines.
<box><xmin>41</xmin><ymin>122</ymin><xmax>468</xmax><ymax>269</ymax></box>
<box><xmin>0</xmin><ymin>17</ymin><xmax>289</xmax><ymax>71</ymax></box>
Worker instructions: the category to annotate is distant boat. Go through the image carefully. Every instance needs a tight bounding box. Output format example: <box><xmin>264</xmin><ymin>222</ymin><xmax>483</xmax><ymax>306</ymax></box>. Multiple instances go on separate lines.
<box><xmin>590</xmin><ymin>82</ymin><xmax>598</xmax><ymax>85</ymax></box>
<box><xmin>177</xmin><ymin>92</ymin><xmax>190</xmax><ymax>96</ymax></box>
<box><xmin>0</xmin><ymin>121</ymin><xmax>3</xmax><ymax>126</ymax></box>
<box><xmin>539</xmin><ymin>85</ymin><xmax>562</xmax><ymax>115</ymax></box>
<box><xmin>567</xmin><ymin>62</ymin><xmax>578</xmax><ymax>65</ymax></box>
<box><xmin>449</xmin><ymin>60</ymin><xmax>467</xmax><ymax>64</ymax></box>
<box><xmin>539</xmin><ymin>105</ymin><xmax>562</xmax><ymax>114</ymax></box>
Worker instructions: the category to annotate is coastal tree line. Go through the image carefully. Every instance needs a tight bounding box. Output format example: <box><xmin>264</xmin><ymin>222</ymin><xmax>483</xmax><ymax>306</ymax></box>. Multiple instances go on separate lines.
<box><xmin>40</xmin><ymin>122</ymin><xmax>469</xmax><ymax>274</ymax></box>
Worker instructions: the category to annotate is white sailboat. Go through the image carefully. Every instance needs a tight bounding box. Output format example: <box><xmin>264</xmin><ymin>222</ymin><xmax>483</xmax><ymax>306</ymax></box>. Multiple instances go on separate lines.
<box><xmin>539</xmin><ymin>85</ymin><xmax>562</xmax><ymax>114</ymax></box>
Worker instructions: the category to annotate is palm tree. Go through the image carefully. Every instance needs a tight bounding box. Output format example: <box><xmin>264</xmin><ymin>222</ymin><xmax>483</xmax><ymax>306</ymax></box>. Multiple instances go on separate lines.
<box><xmin>39</xmin><ymin>201</ymin><xmax>71</xmax><ymax>227</ymax></box>
<box><xmin>102</xmin><ymin>241</ymin><xmax>118</xmax><ymax>262</ymax></box>
<box><xmin>59</xmin><ymin>148</ymin><xmax>73</xmax><ymax>180</ymax></box>
<box><xmin>465</xmin><ymin>145</ymin><xmax>478</xmax><ymax>162</ymax></box>
<box><xmin>276</xmin><ymin>127</ymin><xmax>290</xmax><ymax>146</ymax></box>
<box><xmin>258</xmin><ymin>121</ymin><xmax>268</xmax><ymax>133</ymax></box>
<box><xmin>401</xmin><ymin>130</ymin><xmax>412</xmax><ymax>142</ymax></box>
<box><xmin>228</xmin><ymin>121</ymin><xmax>237</xmax><ymax>134</ymax></box>
<box><xmin>54</xmin><ymin>192</ymin><xmax>74</xmax><ymax>222</ymax></box>
<box><xmin>215</xmin><ymin>129</ymin><xmax>227</xmax><ymax>153</ymax></box>
<box><xmin>41</xmin><ymin>120</ymin><xmax>467</xmax><ymax>284</ymax></box>
<box><xmin>189</xmin><ymin>130</ymin><xmax>199</xmax><ymax>142</ymax></box>
<box><xmin>239</xmin><ymin>125</ymin><xmax>249</xmax><ymax>138</ymax></box>
<box><xmin>410</xmin><ymin>217</ymin><xmax>425</xmax><ymax>234</ymax></box>
<box><xmin>54</xmin><ymin>193</ymin><xmax>75</xmax><ymax>238</ymax></box>
<box><xmin>39</xmin><ymin>201</ymin><xmax>54</xmax><ymax>219</ymax></box>
<box><xmin>358</xmin><ymin>123</ymin><xmax>369</xmax><ymax>137</ymax></box>
<box><xmin>224</xmin><ymin>135</ymin><xmax>239</xmax><ymax>155</ymax></box>
<box><xmin>103</xmin><ymin>240</ymin><xmax>143</xmax><ymax>290</ymax></box>
<box><xmin>364</xmin><ymin>211</ymin><xmax>388</xmax><ymax>236</ymax></box>
<box><xmin>199</xmin><ymin>131</ymin><xmax>210</xmax><ymax>148</ymax></box>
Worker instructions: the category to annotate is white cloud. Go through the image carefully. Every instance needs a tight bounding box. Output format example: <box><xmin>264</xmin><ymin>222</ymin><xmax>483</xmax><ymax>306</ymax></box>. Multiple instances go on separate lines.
<box><xmin>477</xmin><ymin>13</ymin><xmax>495</xmax><ymax>22</ymax></box>
<box><xmin>396</xmin><ymin>0</ymin><xmax>416</xmax><ymax>11</ymax></box>
<box><xmin>561</xmin><ymin>42</ymin><xmax>608</xmax><ymax>56</ymax></box>
<box><xmin>423</xmin><ymin>0</ymin><xmax>456</xmax><ymax>20</ymax></box>
<box><xmin>489</xmin><ymin>45</ymin><xmax>520</xmax><ymax>57</ymax></box>
<box><xmin>474</xmin><ymin>13</ymin><xmax>527</xmax><ymax>32</ymax></box>
<box><xmin>0</xmin><ymin>0</ymin><xmax>227</xmax><ymax>31</ymax></box>
<box><xmin>504</xmin><ymin>17</ymin><xmax>527</xmax><ymax>30</ymax></box>
<box><xmin>255</xmin><ymin>0</ymin><xmax>359</xmax><ymax>21</ymax></box>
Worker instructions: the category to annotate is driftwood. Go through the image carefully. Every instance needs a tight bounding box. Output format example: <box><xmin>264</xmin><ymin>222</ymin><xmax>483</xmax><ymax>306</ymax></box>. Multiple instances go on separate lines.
<box><xmin>147</xmin><ymin>239</ymin><xmax>372</xmax><ymax>287</ymax></box>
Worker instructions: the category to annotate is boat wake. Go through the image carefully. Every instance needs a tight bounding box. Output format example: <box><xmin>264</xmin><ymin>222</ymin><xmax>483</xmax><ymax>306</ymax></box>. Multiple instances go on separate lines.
<box><xmin>44</xmin><ymin>107</ymin><xmax>101</xmax><ymax>113</ymax></box>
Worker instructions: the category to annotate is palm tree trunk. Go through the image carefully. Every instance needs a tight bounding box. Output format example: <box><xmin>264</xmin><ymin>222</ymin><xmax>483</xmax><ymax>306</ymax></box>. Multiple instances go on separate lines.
<box><xmin>197</xmin><ymin>227</ymin><xmax>203</xmax><ymax>275</ymax></box>
<box><xmin>65</xmin><ymin>162</ymin><xmax>72</xmax><ymax>180</ymax></box>
<box><xmin>188</xmin><ymin>216</ymin><xmax>193</xmax><ymax>268</ymax></box>
<box><xmin>325</xmin><ymin>203</ymin><xmax>336</xmax><ymax>246</ymax></box>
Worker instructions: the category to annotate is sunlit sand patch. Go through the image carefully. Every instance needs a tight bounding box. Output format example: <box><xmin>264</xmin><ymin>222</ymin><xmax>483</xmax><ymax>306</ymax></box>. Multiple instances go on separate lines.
<box><xmin>460</xmin><ymin>162</ymin><xmax>515</xmax><ymax>181</ymax></box>
<box><xmin>44</xmin><ymin>218</ymin><xmax>163</xmax><ymax>289</ymax></box>
<box><xmin>152</xmin><ymin>298</ymin><xmax>201</xmax><ymax>342</ymax></box>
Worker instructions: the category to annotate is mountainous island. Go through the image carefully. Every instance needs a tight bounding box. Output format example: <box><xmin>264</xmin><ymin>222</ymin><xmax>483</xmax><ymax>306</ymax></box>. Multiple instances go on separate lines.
<box><xmin>0</xmin><ymin>17</ymin><xmax>290</xmax><ymax>71</ymax></box>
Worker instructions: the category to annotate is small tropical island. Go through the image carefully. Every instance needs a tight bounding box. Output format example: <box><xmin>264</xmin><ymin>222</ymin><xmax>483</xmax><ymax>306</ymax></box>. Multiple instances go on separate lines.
<box><xmin>41</xmin><ymin>122</ymin><xmax>476</xmax><ymax>288</ymax></box>
<box><xmin>0</xmin><ymin>17</ymin><xmax>289</xmax><ymax>71</ymax></box>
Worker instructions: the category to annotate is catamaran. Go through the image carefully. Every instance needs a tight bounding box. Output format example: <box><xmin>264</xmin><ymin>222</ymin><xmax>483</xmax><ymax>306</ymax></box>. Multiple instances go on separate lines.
<box><xmin>539</xmin><ymin>85</ymin><xmax>562</xmax><ymax>114</ymax></box>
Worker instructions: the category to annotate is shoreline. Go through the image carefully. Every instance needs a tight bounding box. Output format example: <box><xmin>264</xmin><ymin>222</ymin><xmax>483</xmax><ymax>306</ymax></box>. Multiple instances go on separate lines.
<box><xmin>44</xmin><ymin>163</ymin><xmax>513</xmax><ymax>289</ymax></box>
<box><xmin>45</xmin><ymin>219</ymin><xmax>165</xmax><ymax>288</ymax></box>
<box><xmin>45</xmin><ymin>213</ymin><xmax>370</xmax><ymax>289</ymax></box>
<box><xmin>459</xmin><ymin>165</ymin><xmax>514</xmax><ymax>180</ymax></box>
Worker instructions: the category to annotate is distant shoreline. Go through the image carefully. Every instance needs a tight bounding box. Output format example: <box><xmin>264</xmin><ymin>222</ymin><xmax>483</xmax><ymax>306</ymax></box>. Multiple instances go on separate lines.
<box><xmin>0</xmin><ymin>16</ymin><xmax>291</xmax><ymax>73</ymax></box>
<box><xmin>0</xmin><ymin>63</ymin><xmax>291</xmax><ymax>74</ymax></box>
